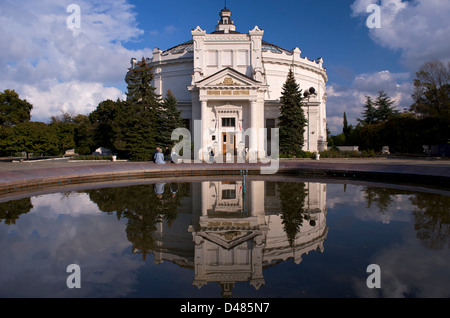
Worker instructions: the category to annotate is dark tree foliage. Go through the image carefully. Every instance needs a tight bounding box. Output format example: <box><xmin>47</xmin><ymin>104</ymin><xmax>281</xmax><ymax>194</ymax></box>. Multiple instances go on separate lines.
<box><xmin>277</xmin><ymin>182</ymin><xmax>308</xmax><ymax>247</ymax></box>
<box><xmin>0</xmin><ymin>198</ymin><xmax>33</xmax><ymax>225</ymax></box>
<box><xmin>89</xmin><ymin>99</ymin><xmax>122</xmax><ymax>152</ymax></box>
<box><xmin>121</xmin><ymin>58</ymin><xmax>161</xmax><ymax>160</ymax></box>
<box><xmin>278</xmin><ymin>69</ymin><xmax>307</xmax><ymax>156</ymax></box>
<box><xmin>358</xmin><ymin>96</ymin><xmax>377</xmax><ymax>125</ymax></box>
<box><xmin>49</xmin><ymin>115</ymin><xmax>76</xmax><ymax>155</ymax></box>
<box><xmin>114</xmin><ymin>99</ymin><xmax>157</xmax><ymax>161</ymax></box>
<box><xmin>85</xmin><ymin>183</ymin><xmax>189</xmax><ymax>260</ymax></box>
<box><xmin>0</xmin><ymin>122</ymin><xmax>59</xmax><ymax>158</ymax></box>
<box><xmin>364</xmin><ymin>186</ymin><xmax>395</xmax><ymax>213</ymax></box>
<box><xmin>0</xmin><ymin>89</ymin><xmax>33</xmax><ymax>127</ymax></box>
<box><xmin>373</xmin><ymin>91</ymin><xmax>399</xmax><ymax>123</ymax></box>
<box><xmin>360</xmin><ymin>186</ymin><xmax>450</xmax><ymax>250</ymax></box>
<box><xmin>410</xmin><ymin>60</ymin><xmax>450</xmax><ymax>122</ymax></box>
<box><xmin>157</xmin><ymin>90</ymin><xmax>185</xmax><ymax>149</ymax></box>
<box><xmin>411</xmin><ymin>192</ymin><xmax>450</xmax><ymax>250</ymax></box>
<box><xmin>72</xmin><ymin>114</ymin><xmax>95</xmax><ymax>155</ymax></box>
<box><xmin>343</xmin><ymin>112</ymin><xmax>352</xmax><ymax>139</ymax></box>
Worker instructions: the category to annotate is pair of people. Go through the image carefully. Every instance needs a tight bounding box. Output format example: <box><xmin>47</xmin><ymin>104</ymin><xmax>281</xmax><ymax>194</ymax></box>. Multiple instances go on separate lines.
<box><xmin>153</xmin><ymin>146</ymin><xmax>177</xmax><ymax>164</ymax></box>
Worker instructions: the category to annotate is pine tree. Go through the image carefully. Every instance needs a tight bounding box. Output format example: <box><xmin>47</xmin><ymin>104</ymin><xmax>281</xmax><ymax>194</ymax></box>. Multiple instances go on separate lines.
<box><xmin>374</xmin><ymin>91</ymin><xmax>398</xmax><ymax>123</ymax></box>
<box><xmin>359</xmin><ymin>96</ymin><xmax>377</xmax><ymax>125</ymax></box>
<box><xmin>157</xmin><ymin>90</ymin><xmax>185</xmax><ymax>149</ymax></box>
<box><xmin>278</xmin><ymin>69</ymin><xmax>307</xmax><ymax>156</ymax></box>
<box><xmin>343</xmin><ymin>112</ymin><xmax>350</xmax><ymax>136</ymax></box>
<box><xmin>121</xmin><ymin>57</ymin><xmax>161</xmax><ymax>160</ymax></box>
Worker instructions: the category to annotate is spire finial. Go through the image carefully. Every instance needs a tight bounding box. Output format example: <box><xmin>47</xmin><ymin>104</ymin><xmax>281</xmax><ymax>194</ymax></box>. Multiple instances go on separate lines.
<box><xmin>225</xmin><ymin>0</ymin><xmax>227</xmax><ymax>9</ymax></box>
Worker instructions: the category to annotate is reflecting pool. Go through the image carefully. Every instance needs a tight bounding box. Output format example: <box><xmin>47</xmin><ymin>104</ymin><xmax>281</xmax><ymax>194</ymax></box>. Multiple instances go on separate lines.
<box><xmin>0</xmin><ymin>177</ymin><xmax>449</xmax><ymax>298</ymax></box>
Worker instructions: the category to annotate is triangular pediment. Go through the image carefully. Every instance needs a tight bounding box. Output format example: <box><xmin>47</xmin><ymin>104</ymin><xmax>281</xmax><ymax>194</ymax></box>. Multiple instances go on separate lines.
<box><xmin>196</xmin><ymin>68</ymin><xmax>261</xmax><ymax>88</ymax></box>
<box><xmin>199</xmin><ymin>230</ymin><xmax>260</xmax><ymax>250</ymax></box>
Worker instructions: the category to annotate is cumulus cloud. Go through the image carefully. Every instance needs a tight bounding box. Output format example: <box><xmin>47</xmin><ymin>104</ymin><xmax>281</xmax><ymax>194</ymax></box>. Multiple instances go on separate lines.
<box><xmin>351</xmin><ymin>0</ymin><xmax>450</xmax><ymax>69</ymax></box>
<box><xmin>326</xmin><ymin>70</ymin><xmax>413</xmax><ymax>134</ymax></box>
<box><xmin>326</xmin><ymin>0</ymin><xmax>449</xmax><ymax>135</ymax></box>
<box><xmin>353</xmin><ymin>230</ymin><xmax>450</xmax><ymax>298</ymax></box>
<box><xmin>0</xmin><ymin>0</ymin><xmax>153</xmax><ymax>122</ymax></box>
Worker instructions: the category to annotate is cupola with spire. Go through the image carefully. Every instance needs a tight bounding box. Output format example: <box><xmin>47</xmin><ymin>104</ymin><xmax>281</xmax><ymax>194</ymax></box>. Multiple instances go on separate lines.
<box><xmin>215</xmin><ymin>4</ymin><xmax>237</xmax><ymax>33</ymax></box>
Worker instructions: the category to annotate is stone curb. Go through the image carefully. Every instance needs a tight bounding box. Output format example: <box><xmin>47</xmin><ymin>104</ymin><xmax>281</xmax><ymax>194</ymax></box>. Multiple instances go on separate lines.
<box><xmin>0</xmin><ymin>159</ymin><xmax>449</xmax><ymax>197</ymax></box>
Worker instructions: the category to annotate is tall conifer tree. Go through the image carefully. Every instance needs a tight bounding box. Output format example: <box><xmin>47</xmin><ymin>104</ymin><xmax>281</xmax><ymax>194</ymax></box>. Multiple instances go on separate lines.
<box><xmin>374</xmin><ymin>91</ymin><xmax>398</xmax><ymax>123</ymax></box>
<box><xmin>359</xmin><ymin>96</ymin><xmax>377</xmax><ymax>125</ymax></box>
<box><xmin>157</xmin><ymin>90</ymin><xmax>185</xmax><ymax>149</ymax></box>
<box><xmin>122</xmin><ymin>57</ymin><xmax>161</xmax><ymax>160</ymax></box>
<box><xmin>278</xmin><ymin>68</ymin><xmax>307</xmax><ymax>155</ymax></box>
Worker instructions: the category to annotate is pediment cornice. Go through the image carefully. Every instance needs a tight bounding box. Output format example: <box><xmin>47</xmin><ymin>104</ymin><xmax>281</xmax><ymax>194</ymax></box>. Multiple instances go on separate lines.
<box><xmin>196</xmin><ymin>68</ymin><xmax>262</xmax><ymax>89</ymax></box>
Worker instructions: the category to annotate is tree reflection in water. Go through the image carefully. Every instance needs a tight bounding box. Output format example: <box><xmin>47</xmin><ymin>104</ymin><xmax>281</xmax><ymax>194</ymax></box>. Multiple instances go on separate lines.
<box><xmin>362</xmin><ymin>186</ymin><xmax>450</xmax><ymax>250</ymax></box>
<box><xmin>86</xmin><ymin>183</ymin><xmax>189</xmax><ymax>260</ymax></box>
<box><xmin>0</xmin><ymin>198</ymin><xmax>33</xmax><ymax>225</ymax></box>
<box><xmin>277</xmin><ymin>182</ymin><xmax>307</xmax><ymax>247</ymax></box>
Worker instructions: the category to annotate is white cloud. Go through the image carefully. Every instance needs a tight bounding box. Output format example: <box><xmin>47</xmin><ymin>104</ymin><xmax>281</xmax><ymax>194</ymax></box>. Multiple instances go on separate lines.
<box><xmin>326</xmin><ymin>70</ymin><xmax>413</xmax><ymax>134</ymax></box>
<box><xmin>351</xmin><ymin>0</ymin><xmax>450</xmax><ymax>69</ymax></box>
<box><xmin>0</xmin><ymin>0</ymin><xmax>153</xmax><ymax>122</ymax></box>
<box><xmin>326</xmin><ymin>0</ymin><xmax>449</xmax><ymax>135</ymax></box>
<box><xmin>22</xmin><ymin>81</ymin><xmax>125</xmax><ymax>120</ymax></box>
<box><xmin>353</xmin><ymin>229</ymin><xmax>450</xmax><ymax>298</ymax></box>
<box><xmin>0</xmin><ymin>195</ymin><xmax>141</xmax><ymax>297</ymax></box>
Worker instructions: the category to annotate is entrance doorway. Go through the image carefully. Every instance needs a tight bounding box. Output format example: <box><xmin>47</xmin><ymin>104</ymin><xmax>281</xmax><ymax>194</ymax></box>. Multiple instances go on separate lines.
<box><xmin>222</xmin><ymin>132</ymin><xmax>236</xmax><ymax>158</ymax></box>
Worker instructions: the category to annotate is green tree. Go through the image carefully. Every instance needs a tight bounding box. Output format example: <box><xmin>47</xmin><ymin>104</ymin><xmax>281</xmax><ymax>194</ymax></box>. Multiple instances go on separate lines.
<box><xmin>410</xmin><ymin>60</ymin><xmax>450</xmax><ymax>122</ymax></box>
<box><xmin>0</xmin><ymin>122</ymin><xmax>58</xmax><ymax>158</ymax></box>
<box><xmin>114</xmin><ymin>99</ymin><xmax>156</xmax><ymax>161</ymax></box>
<box><xmin>278</xmin><ymin>69</ymin><xmax>307</xmax><ymax>156</ymax></box>
<box><xmin>157</xmin><ymin>90</ymin><xmax>185</xmax><ymax>149</ymax></box>
<box><xmin>358</xmin><ymin>96</ymin><xmax>377</xmax><ymax>125</ymax></box>
<box><xmin>73</xmin><ymin>114</ymin><xmax>95</xmax><ymax>155</ymax></box>
<box><xmin>49</xmin><ymin>113</ymin><xmax>76</xmax><ymax>155</ymax></box>
<box><xmin>0</xmin><ymin>89</ymin><xmax>33</xmax><ymax>127</ymax></box>
<box><xmin>121</xmin><ymin>57</ymin><xmax>161</xmax><ymax>160</ymax></box>
<box><xmin>342</xmin><ymin>112</ymin><xmax>354</xmax><ymax>144</ymax></box>
<box><xmin>374</xmin><ymin>91</ymin><xmax>399</xmax><ymax>123</ymax></box>
<box><xmin>90</xmin><ymin>99</ymin><xmax>122</xmax><ymax>152</ymax></box>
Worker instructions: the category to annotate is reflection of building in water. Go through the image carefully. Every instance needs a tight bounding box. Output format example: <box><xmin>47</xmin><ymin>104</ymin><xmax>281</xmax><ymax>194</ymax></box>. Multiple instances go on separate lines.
<box><xmin>150</xmin><ymin>180</ymin><xmax>328</xmax><ymax>297</ymax></box>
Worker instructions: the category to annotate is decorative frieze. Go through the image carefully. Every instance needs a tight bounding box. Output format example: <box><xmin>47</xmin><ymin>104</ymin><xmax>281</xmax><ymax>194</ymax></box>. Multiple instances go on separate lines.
<box><xmin>207</xmin><ymin>90</ymin><xmax>250</xmax><ymax>95</ymax></box>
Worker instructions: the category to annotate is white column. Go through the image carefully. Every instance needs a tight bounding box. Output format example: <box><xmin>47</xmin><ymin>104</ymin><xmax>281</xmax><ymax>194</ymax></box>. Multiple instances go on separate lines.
<box><xmin>201</xmin><ymin>182</ymin><xmax>209</xmax><ymax>216</ymax></box>
<box><xmin>250</xmin><ymin>101</ymin><xmax>258</xmax><ymax>160</ymax></box>
<box><xmin>201</xmin><ymin>100</ymin><xmax>208</xmax><ymax>161</ymax></box>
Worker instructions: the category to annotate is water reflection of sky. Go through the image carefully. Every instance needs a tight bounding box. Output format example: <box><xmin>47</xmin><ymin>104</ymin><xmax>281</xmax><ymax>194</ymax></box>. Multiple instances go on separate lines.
<box><xmin>0</xmin><ymin>181</ymin><xmax>448</xmax><ymax>298</ymax></box>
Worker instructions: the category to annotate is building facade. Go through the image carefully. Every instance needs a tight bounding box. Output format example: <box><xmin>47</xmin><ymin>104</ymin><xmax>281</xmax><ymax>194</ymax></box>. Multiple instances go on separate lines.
<box><xmin>127</xmin><ymin>6</ymin><xmax>328</xmax><ymax>160</ymax></box>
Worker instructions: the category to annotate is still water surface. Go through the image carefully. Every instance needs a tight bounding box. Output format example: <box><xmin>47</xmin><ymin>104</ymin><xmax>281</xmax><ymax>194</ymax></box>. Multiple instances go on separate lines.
<box><xmin>0</xmin><ymin>177</ymin><xmax>449</xmax><ymax>298</ymax></box>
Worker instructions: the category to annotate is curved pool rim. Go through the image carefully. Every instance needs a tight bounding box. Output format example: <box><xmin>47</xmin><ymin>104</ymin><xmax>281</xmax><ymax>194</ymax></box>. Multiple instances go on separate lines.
<box><xmin>1</xmin><ymin>158</ymin><xmax>449</xmax><ymax>199</ymax></box>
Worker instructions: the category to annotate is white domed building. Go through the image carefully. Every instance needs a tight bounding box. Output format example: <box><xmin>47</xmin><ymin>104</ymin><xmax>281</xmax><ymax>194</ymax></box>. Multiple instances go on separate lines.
<box><xmin>127</xmin><ymin>6</ymin><xmax>328</xmax><ymax>160</ymax></box>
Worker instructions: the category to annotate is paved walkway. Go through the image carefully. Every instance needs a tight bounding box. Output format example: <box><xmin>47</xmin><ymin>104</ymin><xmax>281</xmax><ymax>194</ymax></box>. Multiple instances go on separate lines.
<box><xmin>0</xmin><ymin>157</ymin><xmax>449</xmax><ymax>196</ymax></box>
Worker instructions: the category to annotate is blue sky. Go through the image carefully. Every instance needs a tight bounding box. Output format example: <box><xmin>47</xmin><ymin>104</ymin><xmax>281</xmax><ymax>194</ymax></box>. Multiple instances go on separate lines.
<box><xmin>1</xmin><ymin>0</ymin><xmax>449</xmax><ymax>134</ymax></box>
